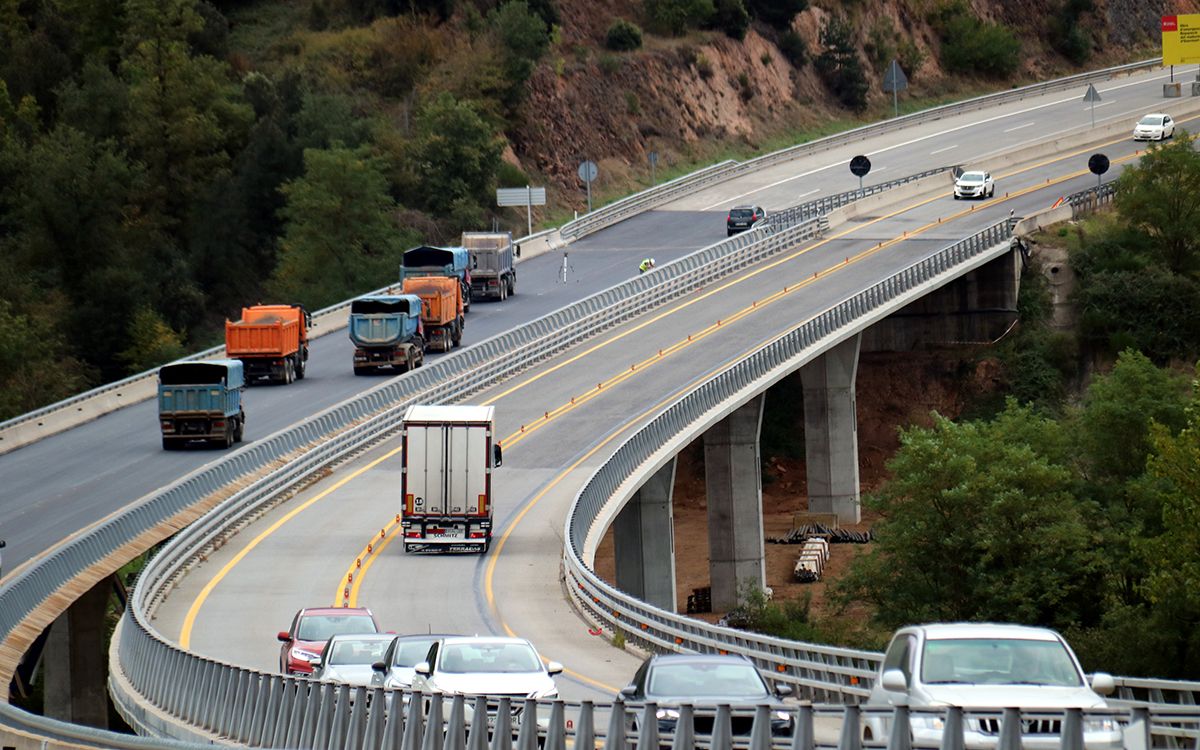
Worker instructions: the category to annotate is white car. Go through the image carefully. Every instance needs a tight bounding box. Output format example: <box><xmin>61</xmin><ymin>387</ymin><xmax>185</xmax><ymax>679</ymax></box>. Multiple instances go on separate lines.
<box><xmin>1133</xmin><ymin>113</ymin><xmax>1175</xmax><ymax>141</ymax></box>
<box><xmin>864</xmin><ymin>623</ymin><xmax>1120</xmax><ymax>750</ymax></box>
<box><xmin>954</xmin><ymin>170</ymin><xmax>995</xmax><ymax>199</ymax></box>
<box><xmin>409</xmin><ymin>636</ymin><xmax>562</xmax><ymax>724</ymax></box>
<box><xmin>311</xmin><ymin>633</ymin><xmax>397</xmax><ymax>687</ymax></box>
<box><xmin>376</xmin><ymin>633</ymin><xmax>455</xmax><ymax>689</ymax></box>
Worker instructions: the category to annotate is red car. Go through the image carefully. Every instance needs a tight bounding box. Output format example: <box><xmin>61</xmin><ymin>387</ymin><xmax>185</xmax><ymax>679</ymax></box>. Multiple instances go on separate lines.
<box><xmin>277</xmin><ymin>607</ymin><xmax>381</xmax><ymax>675</ymax></box>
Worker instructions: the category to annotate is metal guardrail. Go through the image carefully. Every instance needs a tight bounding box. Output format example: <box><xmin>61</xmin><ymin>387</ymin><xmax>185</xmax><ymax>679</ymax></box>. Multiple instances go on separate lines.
<box><xmin>1067</xmin><ymin>181</ymin><xmax>1119</xmax><ymax>212</ymax></box>
<box><xmin>556</xmin><ymin>59</ymin><xmax>1157</xmax><ymax>242</ymax></box>
<box><xmin>768</xmin><ymin>166</ymin><xmax>953</xmax><ymax>229</ymax></box>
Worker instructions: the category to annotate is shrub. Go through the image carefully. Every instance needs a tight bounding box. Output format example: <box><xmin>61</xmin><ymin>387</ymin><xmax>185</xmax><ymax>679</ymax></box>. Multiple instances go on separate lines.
<box><xmin>866</xmin><ymin>17</ymin><xmax>895</xmax><ymax>71</ymax></box>
<box><xmin>744</xmin><ymin>0</ymin><xmax>808</xmax><ymax>29</ymax></box>
<box><xmin>605</xmin><ymin>19</ymin><xmax>643</xmax><ymax>51</ymax></box>
<box><xmin>932</xmin><ymin>2</ymin><xmax>1021</xmax><ymax>78</ymax></box>
<box><xmin>815</xmin><ymin>15</ymin><xmax>868</xmax><ymax>111</ymax></box>
<box><xmin>625</xmin><ymin>90</ymin><xmax>640</xmax><ymax>113</ymax></box>
<box><xmin>598</xmin><ymin>53</ymin><xmax>622</xmax><ymax>75</ymax></box>
<box><xmin>694</xmin><ymin>51</ymin><xmax>714</xmax><ymax>79</ymax></box>
<box><xmin>495</xmin><ymin>160</ymin><xmax>528</xmax><ymax>188</ymax></box>
<box><xmin>708</xmin><ymin>0</ymin><xmax>750</xmax><ymax>41</ymax></box>
<box><xmin>778</xmin><ymin>29</ymin><xmax>807</xmax><ymax>67</ymax></box>
<box><xmin>897</xmin><ymin>39</ymin><xmax>925</xmax><ymax>80</ymax></box>
<box><xmin>644</xmin><ymin>0</ymin><xmax>715</xmax><ymax>37</ymax></box>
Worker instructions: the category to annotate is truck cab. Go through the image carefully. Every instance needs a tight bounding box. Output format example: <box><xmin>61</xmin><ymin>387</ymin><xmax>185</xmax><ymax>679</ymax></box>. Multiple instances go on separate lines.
<box><xmin>158</xmin><ymin>360</ymin><xmax>245</xmax><ymax>450</ymax></box>
<box><xmin>401</xmin><ymin>245</ymin><xmax>472</xmax><ymax>313</ymax></box>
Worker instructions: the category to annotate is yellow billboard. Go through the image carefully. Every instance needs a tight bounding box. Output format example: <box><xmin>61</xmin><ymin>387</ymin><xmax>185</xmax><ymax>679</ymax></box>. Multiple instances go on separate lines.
<box><xmin>1162</xmin><ymin>14</ymin><xmax>1200</xmax><ymax>66</ymax></box>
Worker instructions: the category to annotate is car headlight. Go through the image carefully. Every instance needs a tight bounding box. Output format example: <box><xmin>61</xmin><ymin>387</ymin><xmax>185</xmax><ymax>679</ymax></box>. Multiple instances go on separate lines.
<box><xmin>290</xmin><ymin>647</ymin><xmax>322</xmax><ymax>663</ymax></box>
<box><xmin>772</xmin><ymin>710</ymin><xmax>792</xmax><ymax>723</ymax></box>
<box><xmin>656</xmin><ymin>708</ymin><xmax>680</xmax><ymax>720</ymax></box>
<box><xmin>1084</xmin><ymin>718</ymin><xmax>1118</xmax><ymax>733</ymax></box>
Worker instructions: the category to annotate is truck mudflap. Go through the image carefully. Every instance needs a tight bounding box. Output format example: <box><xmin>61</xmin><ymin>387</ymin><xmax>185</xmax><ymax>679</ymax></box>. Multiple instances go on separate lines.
<box><xmin>401</xmin><ymin>516</ymin><xmax>492</xmax><ymax>554</ymax></box>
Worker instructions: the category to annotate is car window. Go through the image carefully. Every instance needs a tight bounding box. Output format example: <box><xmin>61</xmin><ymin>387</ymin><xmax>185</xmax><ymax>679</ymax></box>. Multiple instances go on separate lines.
<box><xmin>1139</xmin><ymin>115</ymin><xmax>1163</xmax><ymax>126</ymax></box>
<box><xmin>729</xmin><ymin>209</ymin><xmax>754</xmax><ymax>220</ymax></box>
<box><xmin>882</xmin><ymin>634</ymin><xmax>915</xmax><ymax>682</ymax></box>
<box><xmin>297</xmin><ymin>614</ymin><xmax>378</xmax><ymax>641</ymax></box>
<box><xmin>646</xmin><ymin>662</ymin><xmax>769</xmax><ymax>699</ymax></box>
<box><xmin>393</xmin><ymin>638</ymin><xmax>439</xmax><ymax>667</ymax></box>
<box><xmin>328</xmin><ymin>638</ymin><xmax>391</xmax><ymax>666</ymax></box>
<box><xmin>439</xmin><ymin>643</ymin><xmax>541</xmax><ymax>673</ymax></box>
<box><xmin>920</xmin><ymin>638</ymin><xmax>1082</xmax><ymax>686</ymax></box>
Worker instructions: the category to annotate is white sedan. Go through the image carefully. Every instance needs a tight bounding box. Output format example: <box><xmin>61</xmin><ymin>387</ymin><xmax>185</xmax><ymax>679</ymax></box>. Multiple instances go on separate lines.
<box><xmin>953</xmin><ymin>170</ymin><xmax>994</xmax><ymax>200</ymax></box>
<box><xmin>1133</xmin><ymin>113</ymin><xmax>1175</xmax><ymax>141</ymax></box>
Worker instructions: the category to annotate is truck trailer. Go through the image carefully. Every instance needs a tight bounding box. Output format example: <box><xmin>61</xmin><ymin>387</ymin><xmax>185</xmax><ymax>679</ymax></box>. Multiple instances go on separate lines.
<box><xmin>401</xmin><ymin>245</ymin><xmax>472</xmax><ymax>313</ymax></box>
<box><xmin>400</xmin><ymin>404</ymin><xmax>502</xmax><ymax>553</ymax></box>
<box><xmin>349</xmin><ymin>294</ymin><xmax>425</xmax><ymax>374</ymax></box>
<box><xmin>158</xmin><ymin>360</ymin><xmax>245</xmax><ymax>450</ymax></box>
<box><xmin>462</xmin><ymin>231</ymin><xmax>517</xmax><ymax>301</ymax></box>
<box><xmin>402</xmin><ymin>276</ymin><xmax>464</xmax><ymax>352</ymax></box>
<box><xmin>225</xmin><ymin>304</ymin><xmax>311</xmax><ymax>384</ymax></box>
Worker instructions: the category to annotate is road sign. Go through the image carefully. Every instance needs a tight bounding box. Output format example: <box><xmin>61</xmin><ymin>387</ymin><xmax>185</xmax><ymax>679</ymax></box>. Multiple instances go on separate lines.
<box><xmin>577</xmin><ymin>161</ymin><xmax>598</xmax><ymax>183</ymax></box>
<box><xmin>882</xmin><ymin>60</ymin><xmax>908</xmax><ymax>93</ymax></box>
<box><xmin>1082</xmin><ymin>83</ymin><xmax>1102</xmax><ymax>127</ymax></box>
<box><xmin>1162</xmin><ymin>14</ymin><xmax>1200</xmax><ymax>66</ymax></box>
<box><xmin>849</xmin><ymin>155</ymin><xmax>871</xmax><ymax>177</ymax></box>
<box><xmin>496</xmin><ymin>187</ymin><xmax>546</xmax><ymax>206</ymax></box>
<box><xmin>1088</xmin><ymin>153</ymin><xmax>1110</xmax><ymax>188</ymax></box>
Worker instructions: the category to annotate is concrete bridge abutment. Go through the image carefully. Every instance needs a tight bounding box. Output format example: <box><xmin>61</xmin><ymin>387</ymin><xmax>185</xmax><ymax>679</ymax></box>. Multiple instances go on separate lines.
<box><xmin>613</xmin><ymin>458</ymin><xmax>678</xmax><ymax>611</ymax></box>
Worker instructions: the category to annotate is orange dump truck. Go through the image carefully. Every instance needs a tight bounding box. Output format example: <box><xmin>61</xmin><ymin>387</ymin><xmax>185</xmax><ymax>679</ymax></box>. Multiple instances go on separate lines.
<box><xmin>225</xmin><ymin>304</ymin><xmax>311</xmax><ymax>384</ymax></box>
<box><xmin>401</xmin><ymin>276</ymin><xmax>464</xmax><ymax>353</ymax></box>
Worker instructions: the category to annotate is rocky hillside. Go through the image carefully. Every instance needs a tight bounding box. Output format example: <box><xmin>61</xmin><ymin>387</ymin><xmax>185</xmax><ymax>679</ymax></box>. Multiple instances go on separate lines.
<box><xmin>510</xmin><ymin>0</ymin><xmax>1187</xmax><ymax>198</ymax></box>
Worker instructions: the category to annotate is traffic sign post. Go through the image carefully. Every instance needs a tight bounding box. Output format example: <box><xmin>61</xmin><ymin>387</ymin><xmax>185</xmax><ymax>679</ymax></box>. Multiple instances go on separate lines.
<box><xmin>1082</xmin><ymin>83</ymin><xmax>1102</xmax><ymax>128</ymax></box>
<box><xmin>578</xmin><ymin>160</ymin><xmax>598</xmax><ymax>213</ymax></box>
<box><xmin>849</xmin><ymin>155</ymin><xmax>872</xmax><ymax>192</ymax></box>
<box><xmin>882</xmin><ymin>60</ymin><xmax>908</xmax><ymax>119</ymax></box>
<box><xmin>649</xmin><ymin>151</ymin><xmax>659</xmax><ymax>185</ymax></box>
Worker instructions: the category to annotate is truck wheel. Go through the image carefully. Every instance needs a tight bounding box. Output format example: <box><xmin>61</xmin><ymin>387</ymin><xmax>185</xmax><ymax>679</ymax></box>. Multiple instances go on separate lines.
<box><xmin>282</xmin><ymin>359</ymin><xmax>294</xmax><ymax>384</ymax></box>
<box><xmin>234</xmin><ymin>415</ymin><xmax>245</xmax><ymax>442</ymax></box>
<box><xmin>508</xmin><ymin>275</ymin><xmax>516</xmax><ymax>296</ymax></box>
<box><xmin>295</xmin><ymin>354</ymin><xmax>305</xmax><ymax>380</ymax></box>
<box><xmin>452</xmin><ymin>320</ymin><xmax>463</xmax><ymax>347</ymax></box>
<box><xmin>499</xmin><ymin>281</ymin><xmax>507</xmax><ymax>301</ymax></box>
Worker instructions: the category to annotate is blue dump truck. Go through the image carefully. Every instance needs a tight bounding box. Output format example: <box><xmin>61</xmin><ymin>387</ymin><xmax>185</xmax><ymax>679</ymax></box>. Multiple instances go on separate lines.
<box><xmin>158</xmin><ymin>360</ymin><xmax>245</xmax><ymax>450</ymax></box>
<box><xmin>349</xmin><ymin>294</ymin><xmax>426</xmax><ymax>375</ymax></box>
<box><xmin>401</xmin><ymin>245</ymin><xmax>472</xmax><ymax>313</ymax></box>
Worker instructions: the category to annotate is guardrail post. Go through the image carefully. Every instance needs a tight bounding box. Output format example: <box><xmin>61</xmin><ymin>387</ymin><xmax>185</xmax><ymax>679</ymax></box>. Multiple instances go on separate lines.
<box><xmin>790</xmin><ymin>705</ymin><xmax>814</xmax><ymax>750</ymax></box>
<box><xmin>576</xmin><ymin>700</ymin><xmax>596</xmax><ymax>750</ymax></box>
<box><xmin>347</xmin><ymin>685</ymin><xmax>370</xmax><ymax>750</ymax></box>
<box><xmin>886</xmin><ymin>705</ymin><xmax>911</xmax><ymax>750</ymax></box>
<box><xmin>1058</xmin><ymin>708</ymin><xmax>1082</xmax><ymax>750</ymax></box>
<box><xmin>312</xmin><ymin>682</ymin><xmax>335</xmax><ymax>749</ymax></box>
<box><xmin>444</xmin><ymin>694</ymin><xmax>467</xmax><ymax>750</ymax></box>
<box><xmin>402</xmin><ymin>689</ymin><xmax>426</xmax><ymax>750</ymax></box>
<box><xmin>329</xmin><ymin>684</ymin><xmax>352</xmax><ymax>750</ymax></box>
<box><xmin>381</xmin><ymin>693</ymin><xmax>408</xmax><ymax>750</ymax></box>
<box><xmin>517</xmin><ymin>698</ymin><xmax>540</xmax><ymax>750</ymax></box>
<box><xmin>997</xmin><ymin>708</ymin><xmax>1023</xmax><ymax>750</ymax></box>
<box><xmin>364</xmin><ymin>688</ymin><xmax>388</xmax><ymax>750</ymax></box>
<box><xmin>1124</xmin><ymin>707</ymin><xmax>1151</xmax><ymax>750</ymax></box>
<box><xmin>940</xmin><ymin>707</ymin><xmax>964</xmax><ymax>750</ymax></box>
<box><xmin>712</xmin><ymin>704</ymin><xmax>734</xmax><ymax>750</ymax></box>
<box><xmin>492</xmin><ymin>697</ymin><xmax>514</xmax><ymax>750</ymax></box>
<box><xmin>637</xmin><ymin>701</ymin><xmax>659</xmax><ymax>750</ymax></box>
<box><xmin>269</xmin><ymin>678</ymin><xmax>298</xmax><ymax>745</ymax></box>
<box><xmin>670</xmin><ymin>705</ymin><xmax>695</xmax><ymax>750</ymax></box>
<box><xmin>749</xmin><ymin>704</ymin><xmax>772</xmax><ymax>750</ymax></box>
<box><xmin>234</xmin><ymin>671</ymin><xmax>258</xmax><ymax>743</ymax></box>
<box><xmin>422</xmin><ymin>693</ymin><xmax>444</xmax><ymax>750</ymax></box>
<box><xmin>606</xmin><ymin>696</ymin><xmax>628</xmax><ymax>750</ymax></box>
<box><xmin>467</xmin><ymin>697</ymin><xmax>490</xmax><ymax>750</ymax></box>
<box><xmin>837</xmin><ymin>704</ymin><xmax>862</xmax><ymax>750</ymax></box>
<box><xmin>545</xmin><ymin>700</ymin><xmax>566</xmax><ymax>750</ymax></box>
<box><xmin>299</xmin><ymin>681</ymin><xmax>325</xmax><ymax>748</ymax></box>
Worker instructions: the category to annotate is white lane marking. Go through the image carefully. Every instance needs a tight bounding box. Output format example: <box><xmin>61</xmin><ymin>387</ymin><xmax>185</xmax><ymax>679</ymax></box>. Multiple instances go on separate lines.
<box><xmin>1092</xmin><ymin>100</ymin><xmax>1115</xmax><ymax>108</ymax></box>
<box><xmin>930</xmin><ymin>145</ymin><xmax>958</xmax><ymax>155</ymax></box>
<box><xmin>1003</xmin><ymin>121</ymin><xmax>1036</xmax><ymax>132</ymax></box>
<box><xmin>796</xmin><ymin>188</ymin><xmax>820</xmax><ymax>198</ymax></box>
<box><xmin>701</xmin><ymin>69</ymin><xmax>1175</xmax><ymax>210</ymax></box>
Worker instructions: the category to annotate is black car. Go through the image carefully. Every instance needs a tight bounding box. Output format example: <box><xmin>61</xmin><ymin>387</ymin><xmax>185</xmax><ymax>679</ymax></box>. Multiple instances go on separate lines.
<box><xmin>726</xmin><ymin>205</ymin><xmax>767</xmax><ymax>236</ymax></box>
<box><xmin>618</xmin><ymin>653</ymin><xmax>794</xmax><ymax>738</ymax></box>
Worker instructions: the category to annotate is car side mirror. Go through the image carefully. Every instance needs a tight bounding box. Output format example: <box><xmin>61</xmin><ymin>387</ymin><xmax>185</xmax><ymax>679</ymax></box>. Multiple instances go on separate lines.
<box><xmin>775</xmin><ymin>683</ymin><xmax>794</xmax><ymax>697</ymax></box>
<box><xmin>1090</xmin><ymin>672</ymin><xmax>1116</xmax><ymax>695</ymax></box>
<box><xmin>277</xmin><ymin>631</ymin><xmax>291</xmax><ymax>642</ymax></box>
<box><xmin>414</xmin><ymin>661</ymin><xmax>432</xmax><ymax>676</ymax></box>
<box><xmin>493</xmin><ymin>444</ymin><xmax>503</xmax><ymax>468</ymax></box>
<box><xmin>310</xmin><ymin>657</ymin><xmax>322</xmax><ymax>668</ymax></box>
<box><xmin>372</xmin><ymin>661</ymin><xmax>388</xmax><ymax>673</ymax></box>
<box><xmin>546</xmin><ymin>661</ymin><xmax>563</xmax><ymax>676</ymax></box>
<box><xmin>881</xmin><ymin>668</ymin><xmax>909</xmax><ymax>692</ymax></box>
<box><xmin>619</xmin><ymin>685</ymin><xmax>638</xmax><ymax>698</ymax></box>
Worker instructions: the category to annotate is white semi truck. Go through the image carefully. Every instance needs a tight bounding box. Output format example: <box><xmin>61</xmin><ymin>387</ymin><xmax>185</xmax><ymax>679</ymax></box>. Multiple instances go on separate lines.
<box><xmin>400</xmin><ymin>404</ymin><xmax>502</xmax><ymax>553</ymax></box>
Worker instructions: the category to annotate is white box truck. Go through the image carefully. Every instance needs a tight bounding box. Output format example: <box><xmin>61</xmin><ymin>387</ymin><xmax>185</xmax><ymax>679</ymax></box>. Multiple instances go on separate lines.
<box><xmin>401</xmin><ymin>404</ymin><xmax>502</xmax><ymax>553</ymax></box>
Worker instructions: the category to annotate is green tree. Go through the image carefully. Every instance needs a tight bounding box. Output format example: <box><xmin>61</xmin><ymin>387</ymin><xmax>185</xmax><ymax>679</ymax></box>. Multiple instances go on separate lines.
<box><xmin>836</xmin><ymin>401</ymin><xmax>1104</xmax><ymax>630</ymax></box>
<box><xmin>118</xmin><ymin>307</ymin><xmax>188</xmax><ymax>373</ymax></box>
<box><xmin>489</xmin><ymin>0</ymin><xmax>551</xmax><ymax>108</ymax></box>
<box><xmin>744</xmin><ymin>0</ymin><xmax>806</xmax><ymax>28</ymax></box>
<box><xmin>0</xmin><ymin>297</ymin><xmax>92</xmax><ymax>419</ymax></box>
<box><xmin>272</xmin><ymin>145</ymin><xmax>409</xmax><ymax>308</ymax></box>
<box><xmin>815</xmin><ymin>15</ymin><xmax>868</xmax><ymax>111</ymax></box>
<box><xmin>409</xmin><ymin>93</ymin><xmax>503</xmax><ymax>215</ymax></box>
<box><xmin>644</xmin><ymin>0</ymin><xmax>715</xmax><ymax>37</ymax></box>
<box><xmin>1114</xmin><ymin>131</ymin><xmax>1200</xmax><ymax>275</ymax></box>
<box><xmin>708</xmin><ymin>0</ymin><xmax>750</xmax><ymax>40</ymax></box>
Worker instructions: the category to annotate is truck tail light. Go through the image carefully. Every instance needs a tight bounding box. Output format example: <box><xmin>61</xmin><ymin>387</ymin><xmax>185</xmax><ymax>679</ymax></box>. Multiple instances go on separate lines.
<box><xmin>477</xmin><ymin>493</ymin><xmax>488</xmax><ymax>515</ymax></box>
<box><xmin>469</xmin><ymin>532</ymin><xmax>486</xmax><ymax>539</ymax></box>
<box><xmin>405</xmin><ymin>531</ymin><xmax>421</xmax><ymax>538</ymax></box>
<box><xmin>213</xmin><ymin>420</ymin><xmax>226</xmax><ymax>429</ymax></box>
<box><xmin>161</xmin><ymin>421</ymin><xmax>174</xmax><ymax>432</ymax></box>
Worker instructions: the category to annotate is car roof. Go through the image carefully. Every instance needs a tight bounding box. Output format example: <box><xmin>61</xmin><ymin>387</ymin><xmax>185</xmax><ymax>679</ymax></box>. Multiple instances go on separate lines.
<box><xmin>730</xmin><ymin>205</ymin><xmax>759</xmax><ymax>210</ymax></box>
<box><xmin>395</xmin><ymin>633</ymin><xmax>457</xmax><ymax>641</ymax></box>
<box><xmin>906</xmin><ymin>623</ymin><xmax>1061</xmax><ymax>641</ymax></box>
<box><xmin>1142</xmin><ymin>112</ymin><xmax>1169</xmax><ymax>118</ymax></box>
<box><xmin>326</xmin><ymin>633</ymin><xmax>396</xmax><ymax>643</ymax></box>
<box><xmin>299</xmin><ymin>607</ymin><xmax>374</xmax><ymax>617</ymax></box>
<box><xmin>438</xmin><ymin>636</ymin><xmax>534</xmax><ymax>647</ymax></box>
<box><xmin>958</xmin><ymin>170</ymin><xmax>987</xmax><ymax>178</ymax></box>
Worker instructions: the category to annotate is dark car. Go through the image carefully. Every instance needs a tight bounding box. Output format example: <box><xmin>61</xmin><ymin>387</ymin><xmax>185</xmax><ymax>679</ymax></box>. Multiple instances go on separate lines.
<box><xmin>277</xmin><ymin>606</ymin><xmax>381</xmax><ymax>675</ymax></box>
<box><xmin>726</xmin><ymin>206</ymin><xmax>767</xmax><ymax>236</ymax></box>
<box><xmin>618</xmin><ymin>653</ymin><xmax>794</xmax><ymax>738</ymax></box>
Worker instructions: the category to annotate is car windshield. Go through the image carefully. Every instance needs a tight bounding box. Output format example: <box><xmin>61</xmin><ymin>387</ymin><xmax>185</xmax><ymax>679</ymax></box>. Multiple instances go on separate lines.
<box><xmin>921</xmin><ymin>638</ymin><xmax>1083</xmax><ymax>686</ymax></box>
<box><xmin>392</xmin><ymin>638</ymin><xmax>439</xmax><ymax>667</ymax></box>
<box><xmin>647</xmin><ymin>662</ymin><xmax>769</xmax><ymax>699</ymax></box>
<box><xmin>729</xmin><ymin>209</ymin><xmax>755</xmax><ymax>220</ymax></box>
<box><xmin>1139</xmin><ymin>115</ymin><xmax>1164</xmax><ymax>126</ymax></box>
<box><xmin>297</xmin><ymin>614</ymin><xmax>377</xmax><ymax>641</ymax></box>
<box><xmin>439</xmin><ymin>642</ymin><xmax>541</xmax><ymax>674</ymax></box>
<box><xmin>328</xmin><ymin>638</ymin><xmax>391</xmax><ymax>666</ymax></box>
<box><xmin>959</xmin><ymin>172</ymin><xmax>986</xmax><ymax>184</ymax></box>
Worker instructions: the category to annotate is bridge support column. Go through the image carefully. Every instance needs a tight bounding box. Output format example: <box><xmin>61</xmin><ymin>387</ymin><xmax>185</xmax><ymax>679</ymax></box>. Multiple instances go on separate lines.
<box><xmin>704</xmin><ymin>394</ymin><xmax>766</xmax><ymax>612</ymax></box>
<box><xmin>43</xmin><ymin>578</ymin><xmax>109</xmax><ymax>727</ymax></box>
<box><xmin>613</xmin><ymin>458</ymin><xmax>677</xmax><ymax>611</ymax></box>
<box><xmin>801</xmin><ymin>334</ymin><xmax>862</xmax><ymax>524</ymax></box>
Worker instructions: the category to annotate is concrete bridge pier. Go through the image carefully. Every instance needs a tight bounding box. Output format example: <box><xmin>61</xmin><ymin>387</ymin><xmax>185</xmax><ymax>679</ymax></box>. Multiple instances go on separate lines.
<box><xmin>613</xmin><ymin>458</ymin><xmax>677</xmax><ymax>611</ymax></box>
<box><xmin>801</xmin><ymin>334</ymin><xmax>862</xmax><ymax>524</ymax></box>
<box><xmin>43</xmin><ymin>578</ymin><xmax>110</xmax><ymax>727</ymax></box>
<box><xmin>703</xmin><ymin>394</ymin><xmax>766</xmax><ymax>612</ymax></box>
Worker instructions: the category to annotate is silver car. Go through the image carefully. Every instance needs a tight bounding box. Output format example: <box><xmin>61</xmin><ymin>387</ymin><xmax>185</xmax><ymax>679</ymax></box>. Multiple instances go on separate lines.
<box><xmin>1133</xmin><ymin>113</ymin><xmax>1175</xmax><ymax>141</ymax></box>
<box><xmin>312</xmin><ymin>633</ymin><xmax>397</xmax><ymax>688</ymax></box>
<box><xmin>377</xmin><ymin>633</ymin><xmax>457</xmax><ymax>690</ymax></box>
<box><xmin>864</xmin><ymin>623</ymin><xmax>1119</xmax><ymax>750</ymax></box>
